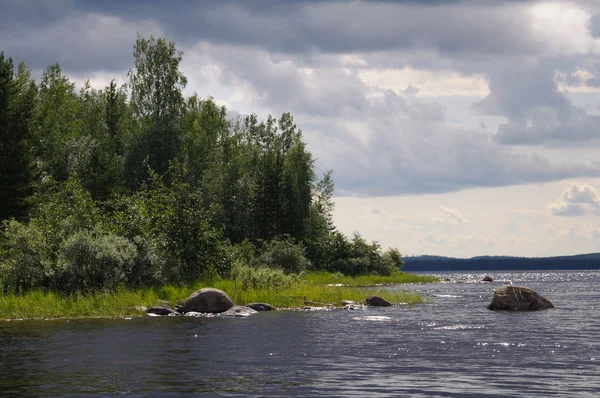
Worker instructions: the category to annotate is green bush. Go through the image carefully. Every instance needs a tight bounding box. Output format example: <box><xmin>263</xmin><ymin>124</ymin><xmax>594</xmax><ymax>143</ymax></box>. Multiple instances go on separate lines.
<box><xmin>258</xmin><ymin>237</ymin><xmax>311</xmax><ymax>274</ymax></box>
<box><xmin>230</xmin><ymin>262</ymin><xmax>299</xmax><ymax>291</ymax></box>
<box><xmin>0</xmin><ymin>220</ymin><xmax>53</xmax><ymax>293</ymax></box>
<box><xmin>58</xmin><ymin>230</ymin><xmax>136</xmax><ymax>292</ymax></box>
<box><xmin>323</xmin><ymin>232</ymin><xmax>404</xmax><ymax>276</ymax></box>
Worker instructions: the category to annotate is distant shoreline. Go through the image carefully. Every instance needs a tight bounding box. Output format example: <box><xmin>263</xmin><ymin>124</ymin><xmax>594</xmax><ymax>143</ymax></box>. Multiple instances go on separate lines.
<box><xmin>403</xmin><ymin>252</ymin><xmax>600</xmax><ymax>272</ymax></box>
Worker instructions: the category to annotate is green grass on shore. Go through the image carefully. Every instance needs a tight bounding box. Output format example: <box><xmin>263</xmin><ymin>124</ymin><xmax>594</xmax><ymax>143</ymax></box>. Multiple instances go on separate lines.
<box><xmin>0</xmin><ymin>271</ymin><xmax>437</xmax><ymax>320</ymax></box>
<box><xmin>303</xmin><ymin>270</ymin><xmax>439</xmax><ymax>286</ymax></box>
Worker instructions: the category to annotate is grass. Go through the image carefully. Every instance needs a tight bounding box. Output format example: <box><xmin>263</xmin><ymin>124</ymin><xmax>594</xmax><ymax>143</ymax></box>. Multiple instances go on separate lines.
<box><xmin>303</xmin><ymin>270</ymin><xmax>439</xmax><ymax>285</ymax></box>
<box><xmin>0</xmin><ymin>271</ymin><xmax>437</xmax><ymax>320</ymax></box>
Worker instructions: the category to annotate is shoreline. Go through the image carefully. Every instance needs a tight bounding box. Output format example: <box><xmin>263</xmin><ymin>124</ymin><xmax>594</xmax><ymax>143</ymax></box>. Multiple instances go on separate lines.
<box><xmin>0</xmin><ymin>271</ymin><xmax>437</xmax><ymax>321</ymax></box>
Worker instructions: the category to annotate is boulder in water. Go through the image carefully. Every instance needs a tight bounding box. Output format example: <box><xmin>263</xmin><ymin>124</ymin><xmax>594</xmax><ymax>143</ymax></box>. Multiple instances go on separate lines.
<box><xmin>366</xmin><ymin>296</ymin><xmax>393</xmax><ymax>307</ymax></box>
<box><xmin>179</xmin><ymin>288</ymin><xmax>234</xmax><ymax>314</ymax></box>
<box><xmin>147</xmin><ymin>306</ymin><xmax>178</xmax><ymax>316</ymax></box>
<box><xmin>245</xmin><ymin>303</ymin><xmax>274</xmax><ymax>311</ymax></box>
<box><xmin>482</xmin><ymin>276</ymin><xmax>493</xmax><ymax>282</ymax></box>
<box><xmin>488</xmin><ymin>285</ymin><xmax>554</xmax><ymax>311</ymax></box>
<box><xmin>222</xmin><ymin>306</ymin><xmax>258</xmax><ymax>317</ymax></box>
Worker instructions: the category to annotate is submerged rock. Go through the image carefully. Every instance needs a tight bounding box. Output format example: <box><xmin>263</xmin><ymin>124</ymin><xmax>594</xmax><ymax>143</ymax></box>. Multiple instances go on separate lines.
<box><xmin>366</xmin><ymin>296</ymin><xmax>393</xmax><ymax>307</ymax></box>
<box><xmin>245</xmin><ymin>303</ymin><xmax>274</xmax><ymax>312</ymax></box>
<box><xmin>179</xmin><ymin>288</ymin><xmax>234</xmax><ymax>314</ymax></box>
<box><xmin>488</xmin><ymin>285</ymin><xmax>554</xmax><ymax>311</ymax></box>
<box><xmin>222</xmin><ymin>306</ymin><xmax>258</xmax><ymax>317</ymax></box>
<box><xmin>482</xmin><ymin>276</ymin><xmax>494</xmax><ymax>282</ymax></box>
<box><xmin>147</xmin><ymin>306</ymin><xmax>178</xmax><ymax>316</ymax></box>
<box><xmin>344</xmin><ymin>303</ymin><xmax>366</xmax><ymax>310</ymax></box>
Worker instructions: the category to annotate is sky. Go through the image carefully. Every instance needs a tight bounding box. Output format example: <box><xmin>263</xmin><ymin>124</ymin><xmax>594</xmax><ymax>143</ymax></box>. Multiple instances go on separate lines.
<box><xmin>1</xmin><ymin>0</ymin><xmax>600</xmax><ymax>258</ymax></box>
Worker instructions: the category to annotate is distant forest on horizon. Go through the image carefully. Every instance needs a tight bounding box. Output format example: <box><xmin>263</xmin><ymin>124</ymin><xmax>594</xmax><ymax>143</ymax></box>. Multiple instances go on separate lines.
<box><xmin>403</xmin><ymin>252</ymin><xmax>600</xmax><ymax>271</ymax></box>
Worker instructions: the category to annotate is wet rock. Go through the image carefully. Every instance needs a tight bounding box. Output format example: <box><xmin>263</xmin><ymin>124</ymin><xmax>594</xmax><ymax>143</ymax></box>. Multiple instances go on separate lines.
<box><xmin>488</xmin><ymin>285</ymin><xmax>554</xmax><ymax>311</ymax></box>
<box><xmin>366</xmin><ymin>296</ymin><xmax>393</xmax><ymax>307</ymax></box>
<box><xmin>184</xmin><ymin>311</ymin><xmax>216</xmax><ymax>318</ymax></box>
<box><xmin>147</xmin><ymin>306</ymin><xmax>178</xmax><ymax>316</ymax></box>
<box><xmin>344</xmin><ymin>303</ymin><xmax>366</xmax><ymax>310</ymax></box>
<box><xmin>482</xmin><ymin>276</ymin><xmax>494</xmax><ymax>282</ymax></box>
<box><xmin>222</xmin><ymin>306</ymin><xmax>258</xmax><ymax>317</ymax></box>
<box><xmin>341</xmin><ymin>300</ymin><xmax>355</xmax><ymax>306</ymax></box>
<box><xmin>245</xmin><ymin>303</ymin><xmax>274</xmax><ymax>311</ymax></box>
<box><xmin>179</xmin><ymin>288</ymin><xmax>234</xmax><ymax>314</ymax></box>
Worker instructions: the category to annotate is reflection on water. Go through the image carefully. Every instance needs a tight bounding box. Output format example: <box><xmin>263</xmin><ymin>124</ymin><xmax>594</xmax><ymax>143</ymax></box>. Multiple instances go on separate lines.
<box><xmin>1</xmin><ymin>271</ymin><xmax>600</xmax><ymax>397</ymax></box>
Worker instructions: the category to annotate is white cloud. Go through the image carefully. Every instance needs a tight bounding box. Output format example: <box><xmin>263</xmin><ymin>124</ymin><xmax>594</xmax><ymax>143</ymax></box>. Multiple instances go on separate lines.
<box><xmin>438</xmin><ymin>206</ymin><xmax>470</xmax><ymax>224</ymax></box>
<box><xmin>548</xmin><ymin>183</ymin><xmax>600</xmax><ymax>216</ymax></box>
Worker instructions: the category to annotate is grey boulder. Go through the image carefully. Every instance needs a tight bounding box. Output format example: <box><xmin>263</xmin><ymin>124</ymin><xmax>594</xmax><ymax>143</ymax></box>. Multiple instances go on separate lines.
<box><xmin>147</xmin><ymin>306</ymin><xmax>178</xmax><ymax>316</ymax></box>
<box><xmin>222</xmin><ymin>305</ymin><xmax>258</xmax><ymax>317</ymax></box>
<box><xmin>179</xmin><ymin>288</ymin><xmax>234</xmax><ymax>314</ymax></box>
<box><xmin>366</xmin><ymin>296</ymin><xmax>393</xmax><ymax>307</ymax></box>
<box><xmin>488</xmin><ymin>285</ymin><xmax>554</xmax><ymax>311</ymax></box>
<box><xmin>245</xmin><ymin>303</ymin><xmax>274</xmax><ymax>311</ymax></box>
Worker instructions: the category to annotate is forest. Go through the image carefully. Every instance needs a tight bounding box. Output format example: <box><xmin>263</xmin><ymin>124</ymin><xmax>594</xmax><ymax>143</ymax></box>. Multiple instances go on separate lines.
<box><xmin>0</xmin><ymin>35</ymin><xmax>404</xmax><ymax>294</ymax></box>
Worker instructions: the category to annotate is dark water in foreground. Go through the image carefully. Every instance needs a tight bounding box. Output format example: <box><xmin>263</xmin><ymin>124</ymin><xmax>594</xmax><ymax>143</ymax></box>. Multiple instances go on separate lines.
<box><xmin>1</xmin><ymin>271</ymin><xmax>600</xmax><ymax>397</ymax></box>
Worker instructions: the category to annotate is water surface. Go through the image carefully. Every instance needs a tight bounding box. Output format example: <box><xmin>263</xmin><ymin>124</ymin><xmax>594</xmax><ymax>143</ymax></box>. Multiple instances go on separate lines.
<box><xmin>1</xmin><ymin>270</ymin><xmax>599</xmax><ymax>397</ymax></box>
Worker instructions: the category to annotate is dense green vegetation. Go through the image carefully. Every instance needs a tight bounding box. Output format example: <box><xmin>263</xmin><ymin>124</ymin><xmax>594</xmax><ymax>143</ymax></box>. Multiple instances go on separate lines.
<box><xmin>0</xmin><ymin>35</ymin><xmax>429</xmax><ymax>303</ymax></box>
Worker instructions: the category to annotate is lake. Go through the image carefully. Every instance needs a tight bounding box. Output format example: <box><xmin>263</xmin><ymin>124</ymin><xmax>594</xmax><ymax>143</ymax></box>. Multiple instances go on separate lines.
<box><xmin>1</xmin><ymin>270</ymin><xmax>599</xmax><ymax>397</ymax></box>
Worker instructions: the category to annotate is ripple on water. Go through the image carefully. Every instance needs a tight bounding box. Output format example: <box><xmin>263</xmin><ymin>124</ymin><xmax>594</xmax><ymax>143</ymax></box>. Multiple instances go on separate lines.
<box><xmin>432</xmin><ymin>324</ymin><xmax>485</xmax><ymax>330</ymax></box>
<box><xmin>351</xmin><ymin>316</ymin><xmax>394</xmax><ymax>322</ymax></box>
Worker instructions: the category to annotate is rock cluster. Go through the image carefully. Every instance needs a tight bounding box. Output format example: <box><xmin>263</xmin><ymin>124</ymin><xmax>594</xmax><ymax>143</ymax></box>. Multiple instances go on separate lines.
<box><xmin>145</xmin><ymin>288</ymin><xmax>404</xmax><ymax>318</ymax></box>
<box><xmin>145</xmin><ymin>288</ymin><xmax>275</xmax><ymax>318</ymax></box>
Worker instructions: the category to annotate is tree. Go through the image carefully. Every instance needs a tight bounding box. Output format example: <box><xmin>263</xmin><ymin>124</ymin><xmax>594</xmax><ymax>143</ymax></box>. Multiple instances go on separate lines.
<box><xmin>128</xmin><ymin>34</ymin><xmax>187</xmax><ymax>122</ymax></box>
<box><xmin>0</xmin><ymin>55</ymin><xmax>36</xmax><ymax>221</ymax></box>
<box><xmin>31</xmin><ymin>63</ymin><xmax>80</xmax><ymax>184</ymax></box>
<box><xmin>125</xmin><ymin>35</ymin><xmax>187</xmax><ymax>188</ymax></box>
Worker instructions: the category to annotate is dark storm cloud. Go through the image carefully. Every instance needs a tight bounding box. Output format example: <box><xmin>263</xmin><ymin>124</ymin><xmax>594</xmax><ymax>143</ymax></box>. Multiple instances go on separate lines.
<box><xmin>1</xmin><ymin>0</ymin><xmax>541</xmax><ymax>73</ymax></box>
<box><xmin>202</xmin><ymin>44</ymin><xmax>600</xmax><ymax>195</ymax></box>
<box><xmin>474</xmin><ymin>58</ymin><xmax>600</xmax><ymax>146</ymax></box>
<box><xmin>2</xmin><ymin>0</ymin><xmax>599</xmax><ymax>196</ymax></box>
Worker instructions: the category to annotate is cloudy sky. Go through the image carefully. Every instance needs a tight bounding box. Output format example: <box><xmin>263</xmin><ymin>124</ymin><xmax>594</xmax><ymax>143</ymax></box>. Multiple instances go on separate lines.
<box><xmin>2</xmin><ymin>0</ymin><xmax>600</xmax><ymax>257</ymax></box>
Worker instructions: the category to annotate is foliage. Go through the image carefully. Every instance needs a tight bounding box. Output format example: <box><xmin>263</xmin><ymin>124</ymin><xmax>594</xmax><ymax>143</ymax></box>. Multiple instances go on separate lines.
<box><xmin>257</xmin><ymin>237</ymin><xmax>311</xmax><ymax>274</ymax></box>
<box><xmin>0</xmin><ymin>35</ymin><xmax>416</xmax><ymax>297</ymax></box>
<box><xmin>230</xmin><ymin>262</ymin><xmax>299</xmax><ymax>291</ymax></box>
<box><xmin>0</xmin><ymin>54</ymin><xmax>36</xmax><ymax>220</ymax></box>
<box><xmin>111</xmin><ymin>168</ymin><xmax>231</xmax><ymax>282</ymax></box>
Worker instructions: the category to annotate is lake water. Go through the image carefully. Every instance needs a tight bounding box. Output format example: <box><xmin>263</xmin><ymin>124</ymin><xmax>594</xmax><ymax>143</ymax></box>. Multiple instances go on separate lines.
<box><xmin>1</xmin><ymin>270</ymin><xmax>600</xmax><ymax>397</ymax></box>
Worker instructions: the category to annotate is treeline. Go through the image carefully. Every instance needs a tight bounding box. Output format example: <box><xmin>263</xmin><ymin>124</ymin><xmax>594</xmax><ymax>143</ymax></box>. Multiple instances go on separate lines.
<box><xmin>0</xmin><ymin>35</ymin><xmax>403</xmax><ymax>294</ymax></box>
<box><xmin>402</xmin><ymin>253</ymin><xmax>600</xmax><ymax>272</ymax></box>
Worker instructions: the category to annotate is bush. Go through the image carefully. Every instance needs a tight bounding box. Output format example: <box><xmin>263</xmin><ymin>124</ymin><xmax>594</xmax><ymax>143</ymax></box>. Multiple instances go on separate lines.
<box><xmin>58</xmin><ymin>230</ymin><xmax>136</xmax><ymax>292</ymax></box>
<box><xmin>323</xmin><ymin>232</ymin><xmax>403</xmax><ymax>276</ymax></box>
<box><xmin>258</xmin><ymin>237</ymin><xmax>311</xmax><ymax>274</ymax></box>
<box><xmin>0</xmin><ymin>220</ymin><xmax>53</xmax><ymax>293</ymax></box>
<box><xmin>230</xmin><ymin>262</ymin><xmax>300</xmax><ymax>291</ymax></box>
<box><xmin>57</xmin><ymin>231</ymin><xmax>169</xmax><ymax>293</ymax></box>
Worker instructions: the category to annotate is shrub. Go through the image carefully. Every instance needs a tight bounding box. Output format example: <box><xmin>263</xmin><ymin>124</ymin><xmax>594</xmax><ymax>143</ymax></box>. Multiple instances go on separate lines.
<box><xmin>0</xmin><ymin>220</ymin><xmax>53</xmax><ymax>293</ymax></box>
<box><xmin>57</xmin><ymin>230</ymin><xmax>136</xmax><ymax>292</ymax></box>
<box><xmin>258</xmin><ymin>237</ymin><xmax>311</xmax><ymax>274</ymax></box>
<box><xmin>230</xmin><ymin>262</ymin><xmax>299</xmax><ymax>291</ymax></box>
